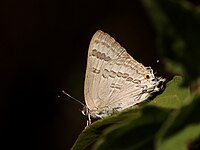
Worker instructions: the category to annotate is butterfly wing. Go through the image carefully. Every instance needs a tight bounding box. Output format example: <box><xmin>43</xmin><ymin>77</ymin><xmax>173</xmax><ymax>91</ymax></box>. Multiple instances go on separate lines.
<box><xmin>98</xmin><ymin>56</ymin><xmax>153</xmax><ymax>111</ymax></box>
<box><xmin>84</xmin><ymin>30</ymin><xmax>164</xmax><ymax>118</ymax></box>
<box><xmin>85</xmin><ymin>30</ymin><xmax>148</xmax><ymax>108</ymax></box>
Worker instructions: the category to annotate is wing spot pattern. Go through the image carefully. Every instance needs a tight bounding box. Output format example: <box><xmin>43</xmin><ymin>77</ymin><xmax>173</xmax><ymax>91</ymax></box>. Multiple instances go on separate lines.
<box><xmin>133</xmin><ymin>79</ymin><xmax>141</xmax><ymax>84</ymax></box>
<box><xmin>104</xmin><ymin>56</ymin><xmax>111</xmax><ymax>61</ymax></box>
<box><xmin>109</xmin><ymin>70</ymin><xmax>117</xmax><ymax>78</ymax></box>
<box><xmin>97</xmin><ymin>51</ymin><xmax>101</xmax><ymax>59</ymax></box>
<box><xmin>102</xmin><ymin>42</ymin><xmax>110</xmax><ymax>48</ymax></box>
<box><xmin>102</xmin><ymin>69</ymin><xmax>109</xmax><ymax>78</ymax></box>
<box><xmin>117</xmin><ymin>72</ymin><xmax>123</xmax><ymax>77</ymax></box>
<box><xmin>126</xmin><ymin>77</ymin><xmax>133</xmax><ymax>82</ymax></box>
<box><xmin>110</xmin><ymin>83</ymin><xmax>122</xmax><ymax>90</ymax></box>
<box><xmin>103</xmin><ymin>68</ymin><xmax>142</xmax><ymax>85</ymax></box>
<box><xmin>92</xmin><ymin>67</ymin><xmax>100</xmax><ymax>74</ymax></box>
<box><xmin>92</xmin><ymin>49</ymin><xmax>97</xmax><ymax>56</ymax></box>
<box><xmin>100</xmin><ymin>53</ymin><xmax>106</xmax><ymax>60</ymax></box>
<box><xmin>91</xmin><ymin>49</ymin><xmax>111</xmax><ymax>61</ymax></box>
<box><xmin>94</xmin><ymin>39</ymin><xmax>100</xmax><ymax>44</ymax></box>
<box><xmin>122</xmin><ymin>73</ymin><xmax>129</xmax><ymax>78</ymax></box>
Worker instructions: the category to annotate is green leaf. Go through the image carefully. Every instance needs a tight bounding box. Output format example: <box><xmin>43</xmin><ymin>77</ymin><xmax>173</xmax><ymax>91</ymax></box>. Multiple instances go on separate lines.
<box><xmin>93</xmin><ymin>106</ymin><xmax>170</xmax><ymax>150</ymax></box>
<box><xmin>71</xmin><ymin>76</ymin><xmax>189</xmax><ymax>150</ymax></box>
<box><xmin>71</xmin><ymin>107</ymin><xmax>141</xmax><ymax>150</ymax></box>
<box><xmin>148</xmin><ymin>76</ymin><xmax>190</xmax><ymax>109</ymax></box>
<box><xmin>156</xmin><ymin>91</ymin><xmax>200</xmax><ymax>150</ymax></box>
<box><xmin>142</xmin><ymin>0</ymin><xmax>200</xmax><ymax>85</ymax></box>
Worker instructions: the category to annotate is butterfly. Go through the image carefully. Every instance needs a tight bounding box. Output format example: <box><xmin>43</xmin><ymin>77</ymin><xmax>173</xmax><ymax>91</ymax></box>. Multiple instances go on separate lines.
<box><xmin>82</xmin><ymin>30</ymin><xmax>165</xmax><ymax>126</ymax></box>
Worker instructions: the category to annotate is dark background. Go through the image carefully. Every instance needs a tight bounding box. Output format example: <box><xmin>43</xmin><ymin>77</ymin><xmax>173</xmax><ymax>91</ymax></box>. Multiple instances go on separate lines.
<box><xmin>1</xmin><ymin>0</ymin><xmax>198</xmax><ymax>150</ymax></box>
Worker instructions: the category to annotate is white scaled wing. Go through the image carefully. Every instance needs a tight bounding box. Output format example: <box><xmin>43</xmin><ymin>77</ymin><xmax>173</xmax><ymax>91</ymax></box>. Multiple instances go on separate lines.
<box><xmin>84</xmin><ymin>30</ymin><xmax>165</xmax><ymax>119</ymax></box>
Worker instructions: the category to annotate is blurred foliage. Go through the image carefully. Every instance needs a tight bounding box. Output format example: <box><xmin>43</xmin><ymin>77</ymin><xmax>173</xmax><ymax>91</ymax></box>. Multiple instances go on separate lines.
<box><xmin>142</xmin><ymin>0</ymin><xmax>200</xmax><ymax>85</ymax></box>
<box><xmin>71</xmin><ymin>0</ymin><xmax>200</xmax><ymax>149</ymax></box>
<box><xmin>156</xmin><ymin>92</ymin><xmax>200</xmax><ymax>150</ymax></box>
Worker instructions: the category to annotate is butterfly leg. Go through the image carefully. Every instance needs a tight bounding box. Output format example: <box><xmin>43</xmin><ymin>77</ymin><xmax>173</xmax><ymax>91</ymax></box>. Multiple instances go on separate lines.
<box><xmin>85</xmin><ymin>106</ymin><xmax>92</xmax><ymax>126</ymax></box>
<box><xmin>86</xmin><ymin>113</ymin><xmax>91</xmax><ymax>126</ymax></box>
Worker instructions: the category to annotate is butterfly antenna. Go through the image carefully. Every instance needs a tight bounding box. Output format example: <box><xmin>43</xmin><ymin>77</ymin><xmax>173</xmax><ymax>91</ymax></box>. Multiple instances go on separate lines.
<box><xmin>154</xmin><ymin>59</ymin><xmax>160</xmax><ymax>77</ymax></box>
<box><xmin>60</xmin><ymin>90</ymin><xmax>85</xmax><ymax>106</ymax></box>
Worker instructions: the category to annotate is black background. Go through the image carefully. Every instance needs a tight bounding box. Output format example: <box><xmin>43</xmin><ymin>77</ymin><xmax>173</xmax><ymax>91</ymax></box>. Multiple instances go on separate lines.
<box><xmin>1</xmin><ymin>0</ymin><xmax>198</xmax><ymax>150</ymax></box>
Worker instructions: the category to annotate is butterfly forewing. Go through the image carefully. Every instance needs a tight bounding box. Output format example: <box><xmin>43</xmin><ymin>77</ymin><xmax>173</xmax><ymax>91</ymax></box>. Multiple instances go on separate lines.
<box><xmin>84</xmin><ymin>31</ymin><xmax>127</xmax><ymax>110</ymax></box>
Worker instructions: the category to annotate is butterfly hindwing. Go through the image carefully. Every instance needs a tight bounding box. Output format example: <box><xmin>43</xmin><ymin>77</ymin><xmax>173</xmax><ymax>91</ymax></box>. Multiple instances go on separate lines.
<box><xmin>98</xmin><ymin>55</ymin><xmax>153</xmax><ymax>110</ymax></box>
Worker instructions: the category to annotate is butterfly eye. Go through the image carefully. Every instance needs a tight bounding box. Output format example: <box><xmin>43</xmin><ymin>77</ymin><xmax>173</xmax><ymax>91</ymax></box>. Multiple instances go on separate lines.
<box><xmin>144</xmin><ymin>74</ymin><xmax>150</xmax><ymax>80</ymax></box>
